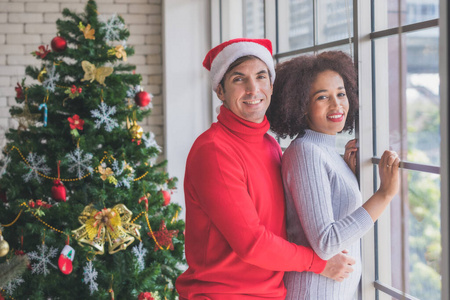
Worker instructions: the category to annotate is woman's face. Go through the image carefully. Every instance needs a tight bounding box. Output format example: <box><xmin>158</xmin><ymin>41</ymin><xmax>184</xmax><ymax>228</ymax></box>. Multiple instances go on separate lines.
<box><xmin>307</xmin><ymin>70</ymin><xmax>349</xmax><ymax>135</ymax></box>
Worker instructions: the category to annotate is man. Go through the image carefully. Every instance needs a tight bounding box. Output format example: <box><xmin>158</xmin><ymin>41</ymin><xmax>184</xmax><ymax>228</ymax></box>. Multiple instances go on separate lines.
<box><xmin>176</xmin><ymin>38</ymin><xmax>354</xmax><ymax>299</ymax></box>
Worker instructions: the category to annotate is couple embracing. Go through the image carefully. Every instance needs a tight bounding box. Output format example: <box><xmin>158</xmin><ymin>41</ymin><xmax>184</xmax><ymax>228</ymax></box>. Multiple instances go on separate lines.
<box><xmin>176</xmin><ymin>38</ymin><xmax>399</xmax><ymax>300</ymax></box>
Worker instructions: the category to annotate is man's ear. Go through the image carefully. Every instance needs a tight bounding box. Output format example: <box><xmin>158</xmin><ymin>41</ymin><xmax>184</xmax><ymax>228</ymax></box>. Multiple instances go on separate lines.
<box><xmin>216</xmin><ymin>84</ymin><xmax>225</xmax><ymax>101</ymax></box>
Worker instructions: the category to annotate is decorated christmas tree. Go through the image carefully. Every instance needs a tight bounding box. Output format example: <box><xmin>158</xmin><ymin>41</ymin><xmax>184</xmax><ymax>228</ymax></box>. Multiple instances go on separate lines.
<box><xmin>0</xmin><ymin>1</ymin><xmax>185</xmax><ymax>299</ymax></box>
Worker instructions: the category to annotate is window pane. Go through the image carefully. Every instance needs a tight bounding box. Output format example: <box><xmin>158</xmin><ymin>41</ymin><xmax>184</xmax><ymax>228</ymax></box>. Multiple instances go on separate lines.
<box><xmin>377</xmin><ymin>170</ymin><xmax>441</xmax><ymax>299</ymax></box>
<box><xmin>374</xmin><ymin>28</ymin><xmax>439</xmax><ymax>166</ymax></box>
<box><xmin>317</xmin><ymin>43</ymin><xmax>353</xmax><ymax>56</ymax></box>
<box><xmin>374</xmin><ymin>27</ymin><xmax>441</xmax><ymax>300</ymax></box>
<box><xmin>243</xmin><ymin>0</ymin><xmax>265</xmax><ymax>38</ymax></box>
<box><xmin>277</xmin><ymin>0</ymin><xmax>313</xmax><ymax>52</ymax></box>
<box><xmin>374</xmin><ymin>0</ymin><xmax>439</xmax><ymax>31</ymax></box>
<box><xmin>317</xmin><ymin>0</ymin><xmax>353</xmax><ymax>44</ymax></box>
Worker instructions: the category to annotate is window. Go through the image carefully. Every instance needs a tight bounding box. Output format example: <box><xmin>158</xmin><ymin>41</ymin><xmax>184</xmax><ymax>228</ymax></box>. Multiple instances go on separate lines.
<box><xmin>213</xmin><ymin>0</ymin><xmax>447</xmax><ymax>298</ymax></box>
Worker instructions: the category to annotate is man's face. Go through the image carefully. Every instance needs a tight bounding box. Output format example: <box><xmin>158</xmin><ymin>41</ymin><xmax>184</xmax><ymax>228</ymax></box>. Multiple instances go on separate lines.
<box><xmin>216</xmin><ymin>58</ymin><xmax>273</xmax><ymax>123</ymax></box>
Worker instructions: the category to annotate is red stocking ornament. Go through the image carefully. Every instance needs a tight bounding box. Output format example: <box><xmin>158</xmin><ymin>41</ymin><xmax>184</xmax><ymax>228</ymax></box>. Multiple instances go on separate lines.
<box><xmin>58</xmin><ymin>242</ymin><xmax>75</xmax><ymax>275</ymax></box>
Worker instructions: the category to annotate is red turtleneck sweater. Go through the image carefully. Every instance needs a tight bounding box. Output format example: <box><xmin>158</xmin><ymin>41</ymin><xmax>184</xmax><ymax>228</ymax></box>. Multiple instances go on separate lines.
<box><xmin>176</xmin><ymin>106</ymin><xmax>326</xmax><ymax>299</ymax></box>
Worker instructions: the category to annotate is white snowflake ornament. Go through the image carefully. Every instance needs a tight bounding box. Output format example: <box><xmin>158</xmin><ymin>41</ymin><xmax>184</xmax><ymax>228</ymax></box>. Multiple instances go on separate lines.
<box><xmin>100</xmin><ymin>14</ymin><xmax>125</xmax><ymax>42</ymax></box>
<box><xmin>42</xmin><ymin>65</ymin><xmax>60</xmax><ymax>92</ymax></box>
<box><xmin>90</xmin><ymin>102</ymin><xmax>119</xmax><ymax>132</ymax></box>
<box><xmin>65</xmin><ymin>148</ymin><xmax>93</xmax><ymax>178</ymax></box>
<box><xmin>126</xmin><ymin>85</ymin><xmax>141</xmax><ymax>98</ymax></box>
<box><xmin>132</xmin><ymin>241</ymin><xmax>148</xmax><ymax>272</ymax></box>
<box><xmin>142</xmin><ymin>132</ymin><xmax>162</xmax><ymax>153</ymax></box>
<box><xmin>1</xmin><ymin>276</ymin><xmax>25</xmax><ymax>295</ymax></box>
<box><xmin>0</xmin><ymin>154</ymin><xmax>11</xmax><ymax>175</ymax></box>
<box><xmin>83</xmin><ymin>260</ymin><xmax>99</xmax><ymax>295</ymax></box>
<box><xmin>112</xmin><ymin>160</ymin><xmax>134</xmax><ymax>189</ymax></box>
<box><xmin>28</xmin><ymin>243</ymin><xmax>58</xmax><ymax>276</ymax></box>
<box><xmin>22</xmin><ymin>152</ymin><xmax>51</xmax><ymax>183</ymax></box>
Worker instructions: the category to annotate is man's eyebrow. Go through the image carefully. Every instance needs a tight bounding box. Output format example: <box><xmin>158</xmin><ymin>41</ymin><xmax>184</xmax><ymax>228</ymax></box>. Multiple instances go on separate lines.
<box><xmin>229</xmin><ymin>71</ymin><xmax>245</xmax><ymax>77</ymax></box>
<box><xmin>229</xmin><ymin>69</ymin><xmax>268</xmax><ymax>77</ymax></box>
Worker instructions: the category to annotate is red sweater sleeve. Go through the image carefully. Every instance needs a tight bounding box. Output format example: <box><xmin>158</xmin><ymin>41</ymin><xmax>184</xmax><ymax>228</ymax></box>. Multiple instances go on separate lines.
<box><xmin>187</xmin><ymin>141</ymin><xmax>326</xmax><ymax>273</ymax></box>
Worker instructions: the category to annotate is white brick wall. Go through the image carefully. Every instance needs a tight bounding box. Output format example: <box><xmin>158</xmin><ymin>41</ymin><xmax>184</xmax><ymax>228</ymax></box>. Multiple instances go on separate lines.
<box><xmin>0</xmin><ymin>0</ymin><xmax>165</xmax><ymax>157</ymax></box>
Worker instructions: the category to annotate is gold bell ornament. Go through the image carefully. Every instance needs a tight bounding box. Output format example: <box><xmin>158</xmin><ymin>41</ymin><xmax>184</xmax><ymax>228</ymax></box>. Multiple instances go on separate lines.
<box><xmin>0</xmin><ymin>229</ymin><xmax>10</xmax><ymax>257</ymax></box>
<box><xmin>72</xmin><ymin>204</ymin><xmax>141</xmax><ymax>255</ymax></box>
<box><xmin>127</xmin><ymin>116</ymin><xmax>143</xmax><ymax>145</ymax></box>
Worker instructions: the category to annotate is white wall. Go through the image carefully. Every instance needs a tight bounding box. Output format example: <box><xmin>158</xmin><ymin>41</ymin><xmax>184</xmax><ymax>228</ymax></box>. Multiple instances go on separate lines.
<box><xmin>163</xmin><ymin>0</ymin><xmax>212</xmax><ymax>219</ymax></box>
<box><xmin>0</xmin><ymin>0</ymin><xmax>165</xmax><ymax>162</ymax></box>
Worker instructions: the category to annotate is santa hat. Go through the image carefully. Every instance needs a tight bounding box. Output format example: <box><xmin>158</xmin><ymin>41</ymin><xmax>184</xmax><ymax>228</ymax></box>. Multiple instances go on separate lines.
<box><xmin>203</xmin><ymin>38</ymin><xmax>276</xmax><ymax>92</ymax></box>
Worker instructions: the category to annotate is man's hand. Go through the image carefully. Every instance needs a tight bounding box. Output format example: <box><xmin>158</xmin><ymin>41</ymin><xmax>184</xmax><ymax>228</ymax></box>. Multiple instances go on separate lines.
<box><xmin>319</xmin><ymin>250</ymin><xmax>355</xmax><ymax>282</ymax></box>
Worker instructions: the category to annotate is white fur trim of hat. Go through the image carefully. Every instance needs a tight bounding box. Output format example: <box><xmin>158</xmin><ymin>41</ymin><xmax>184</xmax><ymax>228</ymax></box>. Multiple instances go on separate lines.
<box><xmin>202</xmin><ymin>38</ymin><xmax>276</xmax><ymax>92</ymax></box>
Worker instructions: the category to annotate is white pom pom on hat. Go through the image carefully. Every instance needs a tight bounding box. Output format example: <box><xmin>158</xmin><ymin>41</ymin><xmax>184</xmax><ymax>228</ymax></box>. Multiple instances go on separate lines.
<box><xmin>202</xmin><ymin>38</ymin><xmax>276</xmax><ymax>92</ymax></box>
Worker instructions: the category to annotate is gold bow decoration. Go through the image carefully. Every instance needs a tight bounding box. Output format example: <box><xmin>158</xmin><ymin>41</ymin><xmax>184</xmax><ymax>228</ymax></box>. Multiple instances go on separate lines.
<box><xmin>72</xmin><ymin>204</ymin><xmax>141</xmax><ymax>255</ymax></box>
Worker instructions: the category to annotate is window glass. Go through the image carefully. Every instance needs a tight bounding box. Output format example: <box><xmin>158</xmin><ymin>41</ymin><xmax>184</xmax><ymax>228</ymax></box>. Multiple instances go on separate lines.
<box><xmin>243</xmin><ymin>0</ymin><xmax>265</xmax><ymax>38</ymax></box>
<box><xmin>374</xmin><ymin>0</ymin><xmax>439</xmax><ymax>31</ymax></box>
<box><xmin>374</xmin><ymin>27</ymin><xmax>441</xmax><ymax>299</ymax></box>
<box><xmin>317</xmin><ymin>44</ymin><xmax>353</xmax><ymax>55</ymax></box>
<box><xmin>277</xmin><ymin>0</ymin><xmax>314</xmax><ymax>52</ymax></box>
<box><xmin>377</xmin><ymin>170</ymin><xmax>441</xmax><ymax>299</ymax></box>
<box><xmin>317</xmin><ymin>0</ymin><xmax>353</xmax><ymax>44</ymax></box>
<box><xmin>374</xmin><ymin>28</ymin><xmax>439</xmax><ymax>166</ymax></box>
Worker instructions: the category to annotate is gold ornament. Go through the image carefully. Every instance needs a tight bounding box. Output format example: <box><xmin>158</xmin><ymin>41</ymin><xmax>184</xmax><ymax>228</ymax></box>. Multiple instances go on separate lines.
<box><xmin>72</xmin><ymin>204</ymin><xmax>141</xmax><ymax>255</ymax></box>
<box><xmin>14</xmin><ymin>101</ymin><xmax>41</xmax><ymax>131</ymax></box>
<box><xmin>0</xmin><ymin>232</ymin><xmax>10</xmax><ymax>257</ymax></box>
<box><xmin>37</xmin><ymin>67</ymin><xmax>47</xmax><ymax>83</ymax></box>
<box><xmin>129</xmin><ymin>122</ymin><xmax>144</xmax><ymax>140</ymax></box>
<box><xmin>126</xmin><ymin>116</ymin><xmax>143</xmax><ymax>142</ymax></box>
<box><xmin>81</xmin><ymin>61</ymin><xmax>113</xmax><ymax>86</ymax></box>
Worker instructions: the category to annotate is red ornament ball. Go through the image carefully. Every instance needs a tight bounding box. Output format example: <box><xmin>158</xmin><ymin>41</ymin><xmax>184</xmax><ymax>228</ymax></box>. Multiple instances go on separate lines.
<box><xmin>138</xmin><ymin>292</ymin><xmax>154</xmax><ymax>300</ymax></box>
<box><xmin>161</xmin><ymin>190</ymin><xmax>171</xmax><ymax>206</ymax></box>
<box><xmin>134</xmin><ymin>91</ymin><xmax>151</xmax><ymax>107</ymax></box>
<box><xmin>52</xmin><ymin>180</ymin><xmax>67</xmax><ymax>202</ymax></box>
<box><xmin>51</xmin><ymin>36</ymin><xmax>67</xmax><ymax>52</ymax></box>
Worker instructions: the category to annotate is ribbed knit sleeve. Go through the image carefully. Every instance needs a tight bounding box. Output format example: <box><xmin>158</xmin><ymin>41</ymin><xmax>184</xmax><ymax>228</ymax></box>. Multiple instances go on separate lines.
<box><xmin>282</xmin><ymin>132</ymin><xmax>373</xmax><ymax>260</ymax></box>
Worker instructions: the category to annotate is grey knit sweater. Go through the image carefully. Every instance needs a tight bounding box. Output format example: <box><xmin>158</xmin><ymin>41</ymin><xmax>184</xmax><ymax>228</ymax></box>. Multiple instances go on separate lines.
<box><xmin>282</xmin><ymin>130</ymin><xmax>374</xmax><ymax>300</ymax></box>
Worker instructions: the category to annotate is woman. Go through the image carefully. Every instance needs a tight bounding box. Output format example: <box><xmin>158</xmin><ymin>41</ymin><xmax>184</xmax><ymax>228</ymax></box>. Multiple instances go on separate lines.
<box><xmin>266</xmin><ymin>51</ymin><xmax>400</xmax><ymax>300</ymax></box>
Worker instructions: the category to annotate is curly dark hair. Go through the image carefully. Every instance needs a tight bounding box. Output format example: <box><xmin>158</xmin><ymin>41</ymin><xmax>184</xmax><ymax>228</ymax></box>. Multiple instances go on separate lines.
<box><xmin>266</xmin><ymin>51</ymin><xmax>358</xmax><ymax>139</ymax></box>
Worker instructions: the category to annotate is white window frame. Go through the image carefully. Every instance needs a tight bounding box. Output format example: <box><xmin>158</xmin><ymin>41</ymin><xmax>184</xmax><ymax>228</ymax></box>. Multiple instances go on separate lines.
<box><xmin>439</xmin><ymin>1</ymin><xmax>449</xmax><ymax>300</ymax></box>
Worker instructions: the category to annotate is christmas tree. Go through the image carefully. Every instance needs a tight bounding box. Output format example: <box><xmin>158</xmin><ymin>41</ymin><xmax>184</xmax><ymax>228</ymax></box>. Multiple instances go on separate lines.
<box><xmin>0</xmin><ymin>1</ymin><xmax>185</xmax><ymax>299</ymax></box>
